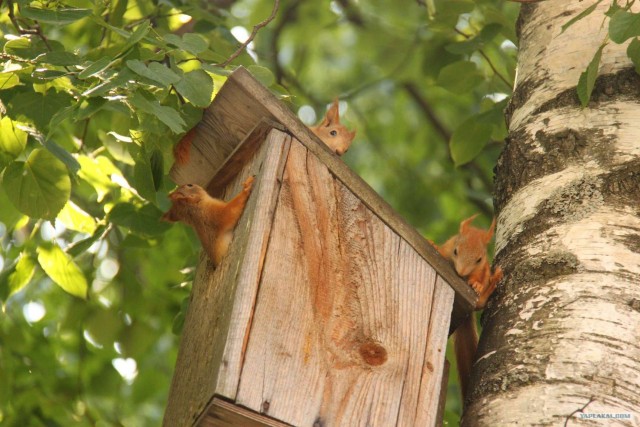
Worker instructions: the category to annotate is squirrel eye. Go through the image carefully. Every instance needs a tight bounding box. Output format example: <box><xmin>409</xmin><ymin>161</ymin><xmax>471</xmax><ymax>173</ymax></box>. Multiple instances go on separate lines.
<box><xmin>186</xmin><ymin>184</ymin><xmax>193</xmax><ymax>187</ymax></box>
<box><xmin>476</xmin><ymin>257</ymin><xmax>482</xmax><ymax>264</ymax></box>
<box><xmin>330</xmin><ymin>130</ymin><xmax>338</xmax><ymax>136</ymax></box>
<box><xmin>453</xmin><ymin>248</ymin><xmax>458</xmax><ymax>256</ymax></box>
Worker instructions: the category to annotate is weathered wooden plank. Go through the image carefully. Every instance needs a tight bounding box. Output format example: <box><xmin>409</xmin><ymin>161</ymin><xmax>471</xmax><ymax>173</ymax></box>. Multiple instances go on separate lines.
<box><xmin>198</xmin><ymin>398</ymin><xmax>291</xmax><ymax>427</ymax></box>
<box><xmin>435</xmin><ymin>359</ymin><xmax>450</xmax><ymax>427</ymax></box>
<box><xmin>162</xmin><ymin>129</ymin><xmax>288</xmax><ymax>427</ymax></box>
<box><xmin>235</xmin><ymin>140</ymin><xmax>451</xmax><ymax>426</ymax></box>
<box><xmin>414</xmin><ymin>275</ymin><xmax>455</xmax><ymax>427</ymax></box>
<box><xmin>206</xmin><ymin>119</ymin><xmax>286</xmax><ymax>197</ymax></box>
<box><xmin>171</xmin><ymin>66</ymin><xmax>475</xmax><ymax>329</ymax></box>
<box><xmin>214</xmin><ymin>129</ymin><xmax>292</xmax><ymax>399</ymax></box>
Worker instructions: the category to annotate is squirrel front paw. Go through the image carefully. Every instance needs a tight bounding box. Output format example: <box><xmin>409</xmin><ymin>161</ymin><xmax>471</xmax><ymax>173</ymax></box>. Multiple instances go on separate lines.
<box><xmin>243</xmin><ymin>175</ymin><xmax>255</xmax><ymax>191</ymax></box>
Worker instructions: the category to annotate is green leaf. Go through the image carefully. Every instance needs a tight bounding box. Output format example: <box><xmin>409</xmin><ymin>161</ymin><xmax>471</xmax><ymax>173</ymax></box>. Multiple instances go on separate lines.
<box><xmin>627</xmin><ymin>38</ymin><xmax>640</xmax><ymax>73</ymax></box>
<box><xmin>108</xmin><ymin>202</ymin><xmax>170</xmax><ymax>236</ymax></box>
<box><xmin>450</xmin><ymin>116</ymin><xmax>493</xmax><ymax>166</ymax></box>
<box><xmin>609</xmin><ymin>10</ymin><xmax>640</xmax><ymax>44</ymax></box>
<box><xmin>446</xmin><ymin>24</ymin><xmax>502</xmax><ymax>55</ymax></box>
<box><xmin>247</xmin><ymin>65</ymin><xmax>275</xmax><ymax>88</ymax></box>
<box><xmin>121</xmin><ymin>21</ymin><xmax>152</xmax><ymax>54</ymax></box>
<box><xmin>129</xmin><ymin>92</ymin><xmax>186</xmax><ymax>133</ymax></box>
<box><xmin>37</xmin><ymin>51</ymin><xmax>81</xmax><ymax>66</ymax></box>
<box><xmin>577</xmin><ymin>44</ymin><xmax>604</xmax><ymax>107</ymax></box>
<box><xmin>126</xmin><ymin>60</ymin><xmax>181</xmax><ymax>86</ymax></box>
<box><xmin>437</xmin><ymin>61</ymin><xmax>483</xmax><ymax>95</ymax></box>
<box><xmin>43</xmin><ymin>139</ymin><xmax>81</xmax><ymax>176</ymax></box>
<box><xmin>561</xmin><ymin>0</ymin><xmax>602</xmax><ymax>34</ymax></box>
<box><xmin>8</xmin><ymin>253</ymin><xmax>36</xmax><ymax>297</ymax></box>
<box><xmin>67</xmin><ymin>224</ymin><xmax>107</xmax><ymax>257</ymax></box>
<box><xmin>132</xmin><ymin>146</ymin><xmax>157</xmax><ymax>202</ymax></box>
<box><xmin>3</xmin><ymin>37</ymin><xmax>48</xmax><ymax>59</ymax></box>
<box><xmin>8</xmin><ymin>90</ymin><xmax>73</xmax><ymax>130</ymax></box>
<box><xmin>150</xmin><ymin>149</ymin><xmax>163</xmax><ymax>191</ymax></box>
<box><xmin>77</xmin><ymin>155</ymin><xmax>120</xmax><ymax>201</ymax></box>
<box><xmin>174</xmin><ymin>69</ymin><xmax>213</xmax><ymax>108</ymax></box>
<box><xmin>37</xmin><ymin>245</ymin><xmax>88</xmax><ymax>299</ymax></box>
<box><xmin>20</xmin><ymin>7</ymin><xmax>92</xmax><ymax>25</ymax></box>
<box><xmin>0</xmin><ymin>185</ymin><xmax>24</xmax><ymax>229</ymax></box>
<box><xmin>2</xmin><ymin>148</ymin><xmax>70</xmax><ymax>220</ymax></box>
<box><xmin>0</xmin><ymin>69</ymin><xmax>20</xmax><ymax>90</ymax></box>
<box><xmin>163</xmin><ymin>34</ymin><xmax>208</xmax><ymax>55</ymax></box>
<box><xmin>0</xmin><ymin>117</ymin><xmax>28</xmax><ymax>160</ymax></box>
<box><xmin>58</xmin><ymin>201</ymin><xmax>97</xmax><ymax>234</ymax></box>
<box><xmin>78</xmin><ymin>56</ymin><xmax>112</xmax><ymax>79</ymax></box>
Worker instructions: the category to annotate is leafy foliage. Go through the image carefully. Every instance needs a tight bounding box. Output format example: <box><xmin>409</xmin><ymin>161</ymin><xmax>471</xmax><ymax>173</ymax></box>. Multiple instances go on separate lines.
<box><xmin>0</xmin><ymin>0</ymin><xmax>523</xmax><ymax>424</ymax></box>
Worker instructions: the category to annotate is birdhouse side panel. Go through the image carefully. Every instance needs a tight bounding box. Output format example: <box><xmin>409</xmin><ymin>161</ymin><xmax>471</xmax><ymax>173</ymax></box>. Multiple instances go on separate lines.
<box><xmin>163</xmin><ymin>130</ymin><xmax>289</xmax><ymax>427</ymax></box>
<box><xmin>234</xmin><ymin>140</ymin><xmax>453</xmax><ymax>426</ymax></box>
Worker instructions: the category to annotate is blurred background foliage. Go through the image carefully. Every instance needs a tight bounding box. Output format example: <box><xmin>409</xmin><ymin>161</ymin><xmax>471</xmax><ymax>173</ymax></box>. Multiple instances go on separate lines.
<box><xmin>0</xmin><ymin>0</ymin><xmax>519</xmax><ymax>424</ymax></box>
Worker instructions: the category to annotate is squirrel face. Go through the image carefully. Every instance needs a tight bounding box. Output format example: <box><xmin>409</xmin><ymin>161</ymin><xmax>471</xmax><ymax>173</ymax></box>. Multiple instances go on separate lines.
<box><xmin>310</xmin><ymin>99</ymin><xmax>356</xmax><ymax>155</ymax></box>
<box><xmin>450</xmin><ymin>214</ymin><xmax>495</xmax><ymax>279</ymax></box>
<box><xmin>162</xmin><ymin>184</ymin><xmax>208</xmax><ymax>224</ymax></box>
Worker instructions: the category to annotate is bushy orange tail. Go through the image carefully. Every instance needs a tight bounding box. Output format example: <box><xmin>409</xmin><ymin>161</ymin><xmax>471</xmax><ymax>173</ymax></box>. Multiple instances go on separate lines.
<box><xmin>173</xmin><ymin>126</ymin><xmax>198</xmax><ymax>165</ymax></box>
<box><xmin>454</xmin><ymin>315</ymin><xmax>478</xmax><ymax>403</ymax></box>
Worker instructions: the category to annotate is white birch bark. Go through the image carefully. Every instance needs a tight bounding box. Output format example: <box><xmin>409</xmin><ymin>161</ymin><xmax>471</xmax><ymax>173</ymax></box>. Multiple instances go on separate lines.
<box><xmin>463</xmin><ymin>2</ymin><xmax>640</xmax><ymax>425</ymax></box>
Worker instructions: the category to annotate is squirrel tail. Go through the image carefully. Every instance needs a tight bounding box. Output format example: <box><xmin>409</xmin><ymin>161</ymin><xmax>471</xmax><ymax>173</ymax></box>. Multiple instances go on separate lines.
<box><xmin>454</xmin><ymin>313</ymin><xmax>479</xmax><ymax>404</ymax></box>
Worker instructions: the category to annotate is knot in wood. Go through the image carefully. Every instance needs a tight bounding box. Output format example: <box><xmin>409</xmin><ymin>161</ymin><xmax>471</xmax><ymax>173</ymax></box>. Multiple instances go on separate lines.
<box><xmin>358</xmin><ymin>342</ymin><xmax>388</xmax><ymax>366</ymax></box>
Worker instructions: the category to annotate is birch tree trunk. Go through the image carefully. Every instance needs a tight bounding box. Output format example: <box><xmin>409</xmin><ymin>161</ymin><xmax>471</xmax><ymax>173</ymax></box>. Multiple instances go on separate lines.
<box><xmin>463</xmin><ymin>2</ymin><xmax>640</xmax><ymax>425</ymax></box>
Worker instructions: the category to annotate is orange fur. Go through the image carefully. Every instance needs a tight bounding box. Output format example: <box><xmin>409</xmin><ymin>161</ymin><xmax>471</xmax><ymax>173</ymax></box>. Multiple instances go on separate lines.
<box><xmin>433</xmin><ymin>214</ymin><xmax>502</xmax><ymax>403</ymax></box>
<box><xmin>173</xmin><ymin>127</ymin><xmax>198</xmax><ymax>165</ymax></box>
<box><xmin>161</xmin><ymin>176</ymin><xmax>254</xmax><ymax>266</ymax></box>
<box><xmin>309</xmin><ymin>98</ymin><xmax>356</xmax><ymax>155</ymax></box>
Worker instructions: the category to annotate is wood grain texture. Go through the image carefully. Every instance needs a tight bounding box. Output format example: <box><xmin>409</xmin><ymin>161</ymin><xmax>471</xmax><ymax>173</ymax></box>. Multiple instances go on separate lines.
<box><xmin>199</xmin><ymin>398</ymin><xmax>291</xmax><ymax>427</ymax></box>
<box><xmin>169</xmin><ymin>66</ymin><xmax>475</xmax><ymax>330</ymax></box>
<box><xmin>163</xmin><ymin>130</ymin><xmax>288</xmax><ymax>427</ymax></box>
<box><xmin>214</xmin><ymin>129</ymin><xmax>292</xmax><ymax>399</ymax></box>
<box><xmin>234</xmin><ymin>141</ymin><xmax>454</xmax><ymax>426</ymax></box>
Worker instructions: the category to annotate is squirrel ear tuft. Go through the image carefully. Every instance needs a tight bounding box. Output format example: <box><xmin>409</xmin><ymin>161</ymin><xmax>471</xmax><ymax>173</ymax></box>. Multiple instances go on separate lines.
<box><xmin>325</xmin><ymin>98</ymin><xmax>340</xmax><ymax>124</ymax></box>
<box><xmin>459</xmin><ymin>213</ymin><xmax>479</xmax><ymax>233</ymax></box>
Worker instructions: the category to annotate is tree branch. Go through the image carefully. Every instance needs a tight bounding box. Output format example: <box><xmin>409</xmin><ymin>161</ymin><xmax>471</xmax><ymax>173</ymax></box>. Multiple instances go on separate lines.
<box><xmin>217</xmin><ymin>0</ymin><xmax>280</xmax><ymax>68</ymax></box>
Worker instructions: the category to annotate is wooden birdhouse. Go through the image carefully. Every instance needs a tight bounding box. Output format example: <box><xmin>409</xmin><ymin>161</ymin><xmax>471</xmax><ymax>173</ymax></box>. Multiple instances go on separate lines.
<box><xmin>162</xmin><ymin>67</ymin><xmax>475</xmax><ymax>427</ymax></box>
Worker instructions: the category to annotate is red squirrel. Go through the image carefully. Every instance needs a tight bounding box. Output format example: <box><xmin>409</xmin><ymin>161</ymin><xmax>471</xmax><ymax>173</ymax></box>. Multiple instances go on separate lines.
<box><xmin>432</xmin><ymin>214</ymin><xmax>503</xmax><ymax>403</ymax></box>
<box><xmin>161</xmin><ymin>176</ymin><xmax>255</xmax><ymax>266</ymax></box>
<box><xmin>309</xmin><ymin>99</ymin><xmax>356</xmax><ymax>155</ymax></box>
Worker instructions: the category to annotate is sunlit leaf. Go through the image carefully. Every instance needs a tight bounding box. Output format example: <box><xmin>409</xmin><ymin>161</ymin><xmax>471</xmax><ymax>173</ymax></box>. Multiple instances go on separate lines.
<box><xmin>2</xmin><ymin>148</ymin><xmax>70</xmax><ymax>220</ymax></box>
<box><xmin>0</xmin><ymin>70</ymin><xmax>20</xmax><ymax>90</ymax></box>
<box><xmin>58</xmin><ymin>201</ymin><xmax>97</xmax><ymax>234</ymax></box>
<box><xmin>37</xmin><ymin>244</ymin><xmax>88</xmax><ymax>299</ymax></box>
<box><xmin>0</xmin><ymin>117</ymin><xmax>28</xmax><ymax>161</ymax></box>
<box><xmin>8</xmin><ymin>253</ymin><xmax>36</xmax><ymax>297</ymax></box>
<box><xmin>77</xmin><ymin>155</ymin><xmax>120</xmax><ymax>202</ymax></box>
